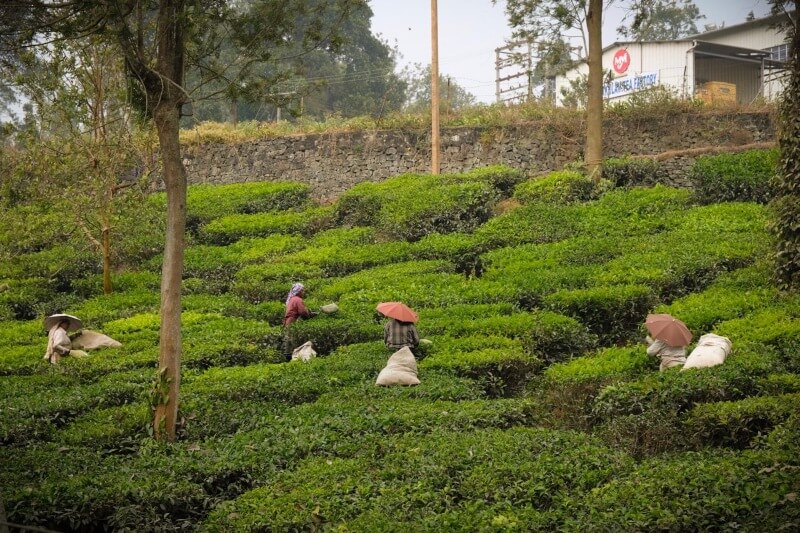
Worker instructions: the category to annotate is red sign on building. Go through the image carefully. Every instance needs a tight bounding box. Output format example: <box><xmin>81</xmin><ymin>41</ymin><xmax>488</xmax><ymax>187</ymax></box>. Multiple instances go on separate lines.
<box><xmin>612</xmin><ymin>49</ymin><xmax>631</xmax><ymax>75</ymax></box>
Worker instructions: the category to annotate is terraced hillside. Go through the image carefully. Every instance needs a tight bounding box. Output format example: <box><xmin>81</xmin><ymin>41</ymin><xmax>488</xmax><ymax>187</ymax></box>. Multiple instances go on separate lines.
<box><xmin>1</xmin><ymin>158</ymin><xmax>798</xmax><ymax>531</ymax></box>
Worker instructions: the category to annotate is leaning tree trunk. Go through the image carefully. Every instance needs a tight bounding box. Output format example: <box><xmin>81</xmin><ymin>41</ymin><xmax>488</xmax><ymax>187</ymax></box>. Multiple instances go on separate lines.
<box><xmin>585</xmin><ymin>0</ymin><xmax>603</xmax><ymax>183</ymax></box>
<box><xmin>773</xmin><ymin>10</ymin><xmax>800</xmax><ymax>292</ymax></box>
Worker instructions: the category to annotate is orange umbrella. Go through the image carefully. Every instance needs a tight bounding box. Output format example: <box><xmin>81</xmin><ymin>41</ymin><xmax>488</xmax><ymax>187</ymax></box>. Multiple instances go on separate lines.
<box><xmin>376</xmin><ymin>302</ymin><xmax>419</xmax><ymax>323</ymax></box>
<box><xmin>645</xmin><ymin>313</ymin><xmax>692</xmax><ymax>347</ymax></box>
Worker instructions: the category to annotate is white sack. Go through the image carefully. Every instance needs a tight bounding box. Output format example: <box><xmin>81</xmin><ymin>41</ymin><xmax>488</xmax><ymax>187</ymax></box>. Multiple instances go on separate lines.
<box><xmin>71</xmin><ymin>330</ymin><xmax>122</xmax><ymax>351</ymax></box>
<box><xmin>376</xmin><ymin>346</ymin><xmax>420</xmax><ymax>386</ymax></box>
<box><xmin>320</xmin><ymin>303</ymin><xmax>339</xmax><ymax>314</ymax></box>
<box><xmin>292</xmin><ymin>341</ymin><xmax>317</xmax><ymax>362</ymax></box>
<box><xmin>682</xmin><ymin>333</ymin><xmax>732</xmax><ymax>370</ymax></box>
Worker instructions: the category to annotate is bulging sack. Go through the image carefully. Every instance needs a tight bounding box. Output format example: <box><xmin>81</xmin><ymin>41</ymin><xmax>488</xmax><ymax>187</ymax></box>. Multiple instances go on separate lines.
<box><xmin>376</xmin><ymin>346</ymin><xmax>420</xmax><ymax>386</ymax></box>
<box><xmin>682</xmin><ymin>333</ymin><xmax>732</xmax><ymax>370</ymax></box>
<box><xmin>71</xmin><ymin>330</ymin><xmax>122</xmax><ymax>351</ymax></box>
<box><xmin>292</xmin><ymin>341</ymin><xmax>317</xmax><ymax>362</ymax></box>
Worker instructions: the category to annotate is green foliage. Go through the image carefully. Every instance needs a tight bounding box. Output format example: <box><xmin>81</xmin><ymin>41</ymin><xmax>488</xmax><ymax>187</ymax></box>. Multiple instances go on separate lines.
<box><xmin>335</xmin><ymin>168</ymin><xmax>506</xmax><ymax>241</ymax></box>
<box><xmin>591</xmin><ymin>350</ymin><xmax>778</xmax><ymax>423</ymax></box>
<box><xmin>151</xmin><ymin>181</ymin><xmax>310</xmax><ymax>234</ymax></box>
<box><xmin>565</xmin><ymin>449</ymin><xmax>800</xmax><ymax>531</ymax></box>
<box><xmin>603</xmin><ymin>156</ymin><xmax>665</xmax><ymax>187</ymax></box>
<box><xmin>685</xmin><ymin>393</ymin><xmax>800</xmax><ymax>449</ymax></box>
<box><xmin>690</xmin><ymin>148</ymin><xmax>779</xmax><ymax>204</ymax></box>
<box><xmin>0</xmin><ymin>153</ymin><xmax>796</xmax><ymax>530</ymax></box>
<box><xmin>544</xmin><ymin>284</ymin><xmax>656</xmax><ymax>345</ymax></box>
<box><xmin>199</xmin><ymin>206</ymin><xmax>334</xmax><ymax>245</ymax></box>
<box><xmin>513</xmin><ymin>170</ymin><xmax>595</xmax><ymax>205</ymax></box>
<box><xmin>202</xmin><ymin>427</ymin><xmax>632</xmax><ymax>532</ymax></box>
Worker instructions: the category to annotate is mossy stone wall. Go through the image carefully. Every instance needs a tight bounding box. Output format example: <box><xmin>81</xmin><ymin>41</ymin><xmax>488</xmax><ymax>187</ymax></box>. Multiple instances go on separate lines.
<box><xmin>181</xmin><ymin>111</ymin><xmax>775</xmax><ymax>200</ymax></box>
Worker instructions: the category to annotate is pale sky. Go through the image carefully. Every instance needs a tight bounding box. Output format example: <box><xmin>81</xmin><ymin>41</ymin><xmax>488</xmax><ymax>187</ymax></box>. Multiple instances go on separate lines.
<box><xmin>370</xmin><ymin>0</ymin><xmax>773</xmax><ymax>103</ymax></box>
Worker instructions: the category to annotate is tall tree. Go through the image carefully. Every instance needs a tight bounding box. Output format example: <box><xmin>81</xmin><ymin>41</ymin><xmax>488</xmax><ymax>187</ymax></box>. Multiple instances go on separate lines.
<box><xmin>0</xmin><ymin>0</ymin><xmax>360</xmax><ymax>441</ymax></box>
<box><xmin>403</xmin><ymin>63</ymin><xmax>476</xmax><ymax>113</ymax></box>
<box><xmin>770</xmin><ymin>1</ymin><xmax>800</xmax><ymax>292</ymax></box>
<box><xmin>618</xmin><ymin>0</ymin><xmax>704</xmax><ymax>41</ymax></box>
<box><xmin>8</xmin><ymin>36</ymin><xmax>154</xmax><ymax>295</ymax></box>
<box><xmin>500</xmin><ymin>0</ymin><xmax>604</xmax><ymax>181</ymax></box>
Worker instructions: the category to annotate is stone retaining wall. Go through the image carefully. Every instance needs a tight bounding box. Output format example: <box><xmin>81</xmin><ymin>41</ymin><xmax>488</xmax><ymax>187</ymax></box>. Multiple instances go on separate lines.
<box><xmin>181</xmin><ymin>111</ymin><xmax>776</xmax><ymax>200</ymax></box>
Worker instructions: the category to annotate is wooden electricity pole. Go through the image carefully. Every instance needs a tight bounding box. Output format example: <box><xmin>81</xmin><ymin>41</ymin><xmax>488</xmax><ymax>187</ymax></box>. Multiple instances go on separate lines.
<box><xmin>430</xmin><ymin>0</ymin><xmax>440</xmax><ymax>174</ymax></box>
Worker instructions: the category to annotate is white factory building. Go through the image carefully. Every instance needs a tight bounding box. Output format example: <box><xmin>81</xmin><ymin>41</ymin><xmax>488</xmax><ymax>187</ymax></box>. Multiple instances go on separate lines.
<box><xmin>554</xmin><ymin>11</ymin><xmax>791</xmax><ymax>106</ymax></box>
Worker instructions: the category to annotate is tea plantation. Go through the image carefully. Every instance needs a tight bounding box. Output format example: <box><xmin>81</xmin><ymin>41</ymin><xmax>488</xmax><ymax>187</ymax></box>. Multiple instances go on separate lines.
<box><xmin>1</xmin><ymin>152</ymin><xmax>798</xmax><ymax>531</ymax></box>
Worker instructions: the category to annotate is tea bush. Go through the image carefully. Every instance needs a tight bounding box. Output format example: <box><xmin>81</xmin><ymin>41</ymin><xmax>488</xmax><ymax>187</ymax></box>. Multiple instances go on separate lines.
<box><xmin>334</xmin><ymin>166</ymin><xmax>522</xmax><ymax>234</ymax></box>
<box><xmin>542</xmin><ymin>346</ymin><xmax>653</xmax><ymax>429</ymax></box>
<box><xmin>685</xmin><ymin>393</ymin><xmax>800</xmax><ymax>449</ymax></box>
<box><xmin>543</xmin><ymin>284</ymin><xmax>656</xmax><ymax>345</ymax></box>
<box><xmin>603</xmin><ymin>156</ymin><xmax>665</xmax><ymax>187</ymax></box>
<box><xmin>690</xmin><ymin>148</ymin><xmax>779</xmax><ymax>204</ymax></box>
<box><xmin>202</xmin><ymin>427</ymin><xmax>633</xmax><ymax>532</ymax></box>
<box><xmin>357</xmin><ymin>176</ymin><xmax>499</xmax><ymax>241</ymax></box>
<box><xmin>591</xmin><ymin>350</ymin><xmax>779</xmax><ymax>422</ymax></box>
<box><xmin>1</xmin><ymin>369</ymin><xmax>151</xmax><ymax>446</ymax></box>
<box><xmin>199</xmin><ymin>206</ymin><xmax>334</xmax><ymax>245</ymax></box>
<box><xmin>513</xmin><ymin>169</ymin><xmax>595</xmax><ymax>205</ymax></box>
<box><xmin>566</xmin><ymin>449</ymin><xmax>800</xmax><ymax>531</ymax></box>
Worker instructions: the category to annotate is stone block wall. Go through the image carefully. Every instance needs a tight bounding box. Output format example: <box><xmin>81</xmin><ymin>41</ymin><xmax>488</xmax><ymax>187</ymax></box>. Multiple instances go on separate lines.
<box><xmin>180</xmin><ymin>111</ymin><xmax>775</xmax><ymax>200</ymax></box>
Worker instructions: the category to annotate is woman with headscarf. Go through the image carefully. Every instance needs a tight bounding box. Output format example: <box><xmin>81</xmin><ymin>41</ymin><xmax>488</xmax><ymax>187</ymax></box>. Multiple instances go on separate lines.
<box><xmin>282</xmin><ymin>283</ymin><xmax>317</xmax><ymax>361</ymax></box>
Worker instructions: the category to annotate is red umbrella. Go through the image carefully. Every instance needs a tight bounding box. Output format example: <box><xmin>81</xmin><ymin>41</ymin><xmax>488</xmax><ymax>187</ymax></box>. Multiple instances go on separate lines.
<box><xmin>645</xmin><ymin>313</ymin><xmax>692</xmax><ymax>347</ymax></box>
<box><xmin>376</xmin><ymin>302</ymin><xmax>419</xmax><ymax>323</ymax></box>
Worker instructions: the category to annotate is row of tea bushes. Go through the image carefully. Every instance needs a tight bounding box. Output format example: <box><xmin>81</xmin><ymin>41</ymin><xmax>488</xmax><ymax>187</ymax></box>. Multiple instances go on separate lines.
<box><xmin>334</xmin><ymin>166</ymin><xmax>525</xmax><ymax>241</ymax></box>
<box><xmin>1</xmin><ymin>337</ymin><xmax>550</xmax><ymax>530</ymax></box>
<box><xmin>202</xmin><ymin>427</ymin><xmax>633</xmax><ymax>532</ymax></box>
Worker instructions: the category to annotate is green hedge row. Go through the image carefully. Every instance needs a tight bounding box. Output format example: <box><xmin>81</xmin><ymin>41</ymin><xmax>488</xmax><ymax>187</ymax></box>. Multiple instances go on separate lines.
<box><xmin>513</xmin><ymin>169</ymin><xmax>596</xmax><ymax>205</ymax></box>
<box><xmin>199</xmin><ymin>206</ymin><xmax>334</xmax><ymax>245</ymax></box>
<box><xmin>565</xmin><ymin>449</ymin><xmax>799</xmax><ymax>530</ymax></box>
<box><xmin>335</xmin><ymin>166</ymin><xmax>518</xmax><ymax>241</ymax></box>
<box><xmin>690</xmin><ymin>148</ymin><xmax>779</xmax><ymax>204</ymax></box>
<box><xmin>685</xmin><ymin>393</ymin><xmax>800</xmax><ymax>449</ymax></box>
<box><xmin>202</xmin><ymin>427</ymin><xmax>632</xmax><ymax>532</ymax></box>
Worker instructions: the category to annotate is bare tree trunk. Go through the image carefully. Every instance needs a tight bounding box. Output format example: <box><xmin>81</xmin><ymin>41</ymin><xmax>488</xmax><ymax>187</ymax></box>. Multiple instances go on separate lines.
<box><xmin>101</xmin><ymin>224</ymin><xmax>112</xmax><ymax>294</ymax></box>
<box><xmin>149</xmin><ymin>0</ymin><xmax>188</xmax><ymax>442</ymax></box>
<box><xmin>152</xmin><ymin>102</ymin><xmax>186</xmax><ymax>441</ymax></box>
<box><xmin>585</xmin><ymin>0</ymin><xmax>603</xmax><ymax>183</ymax></box>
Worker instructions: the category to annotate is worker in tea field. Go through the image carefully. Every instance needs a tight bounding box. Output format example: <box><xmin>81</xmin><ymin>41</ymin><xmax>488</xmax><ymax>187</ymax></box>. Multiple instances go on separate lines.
<box><xmin>282</xmin><ymin>283</ymin><xmax>317</xmax><ymax>361</ymax></box>
<box><xmin>644</xmin><ymin>314</ymin><xmax>692</xmax><ymax>371</ymax></box>
<box><xmin>44</xmin><ymin>318</ymin><xmax>73</xmax><ymax>364</ymax></box>
<box><xmin>645</xmin><ymin>335</ymin><xmax>687</xmax><ymax>371</ymax></box>
<box><xmin>377</xmin><ymin>302</ymin><xmax>420</xmax><ymax>357</ymax></box>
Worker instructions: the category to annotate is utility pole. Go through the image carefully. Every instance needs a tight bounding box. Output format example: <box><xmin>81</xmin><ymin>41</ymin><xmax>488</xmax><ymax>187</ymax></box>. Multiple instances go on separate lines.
<box><xmin>430</xmin><ymin>0</ymin><xmax>440</xmax><ymax>174</ymax></box>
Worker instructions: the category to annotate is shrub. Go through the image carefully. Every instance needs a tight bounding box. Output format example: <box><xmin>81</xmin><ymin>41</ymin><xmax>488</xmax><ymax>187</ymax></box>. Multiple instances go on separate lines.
<box><xmin>199</xmin><ymin>206</ymin><xmax>334</xmax><ymax>245</ymax></box>
<box><xmin>595</xmin><ymin>408</ymin><xmax>686</xmax><ymax>459</ymax></box>
<box><xmin>1</xmin><ymin>370</ymin><xmax>151</xmax><ymax>446</ymax></box>
<box><xmin>513</xmin><ymin>170</ymin><xmax>595</xmax><ymax>205</ymax></box>
<box><xmin>690</xmin><ymin>148</ymin><xmax>779</xmax><ymax>204</ymax></box>
<box><xmin>715</xmin><ymin>307</ymin><xmax>800</xmax><ymax>372</ymax></box>
<box><xmin>591</xmin><ymin>349</ymin><xmax>779</xmax><ymax>423</ymax></box>
<box><xmin>685</xmin><ymin>393</ymin><xmax>800</xmax><ymax>449</ymax></box>
<box><xmin>565</xmin><ymin>449</ymin><xmax>800</xmax><ymax>531</ymax></box>
<box><xmin>148</xmin><ymin>181</ymin><xmax>310</xmax><ymax>235</ymax></box>
<box><xmin>542</xmin><ymin>346</ymin><xmax>653</xmax><ymax>429</ymax></box>
<box><xmin>474</xmin><ymin>203</ymin><xmax>582</xmax><ymax>248</ymax></box>
<box><xmin>421</xmin><ymin>345</ymin><xmax>540</xmax><ymax>398</ymax></box>
<box><xmin>202</xmin><ymin>427</ymin><xmax>632</xmax><ymax>532</ymax></box>
<box><xmin>656</xmin><ymin>264</ymin><xmax>778</xmax><ymax>334</ymax></box>
<box><xmin>543</xmin><ymin>284</ymin><xmax>656</xmax><ymax>345</ymax></box>
<box><xmin>334</xmin><ymin>166</ymin><xmax>522</xmax><ymax>234</ymax></box>
<box><xmin>603</xmin><ymin>156</ymin><xmax>665</xmax><ymax>187</ymax></box>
